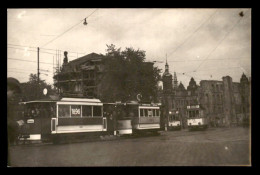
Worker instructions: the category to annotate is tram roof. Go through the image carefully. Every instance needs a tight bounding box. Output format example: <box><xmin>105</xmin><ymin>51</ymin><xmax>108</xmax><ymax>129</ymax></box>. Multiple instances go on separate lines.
<box><xmin>20</xmin><ymin>97</ymin><xmax>102</xmax><ymax>104</ymax></box>
<box><xmin>20</xmin><ymin>100</ymin><xmax>57</xmax><ymax>104</ymax></box>
<box><xmin>60</xmin><ymin>98</ymin><xmax>102</xmax><ymax>103</ymax></box>
<box><xmin>103</xmin><ymin>102</ymin><xmax>161</xmax><ymax>107</ymax></box>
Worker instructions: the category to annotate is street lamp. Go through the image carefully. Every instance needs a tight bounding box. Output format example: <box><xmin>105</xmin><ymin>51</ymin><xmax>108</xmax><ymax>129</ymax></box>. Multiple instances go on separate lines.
<box><xmin>83</xmin><ymin>18</ymin><xmax>88</xmax><ymax>25</ymax></box>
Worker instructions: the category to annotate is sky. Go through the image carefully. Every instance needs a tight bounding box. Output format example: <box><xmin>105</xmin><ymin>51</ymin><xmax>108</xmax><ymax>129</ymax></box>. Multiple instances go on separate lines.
<box><xmin>7</xmin><ymin>8</ymin><xmax>251</xmax><ymax>88</ymax></box>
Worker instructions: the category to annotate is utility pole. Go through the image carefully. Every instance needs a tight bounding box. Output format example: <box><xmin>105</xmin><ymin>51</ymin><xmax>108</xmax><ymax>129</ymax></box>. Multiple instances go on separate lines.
<box><xmin>37</xmin><ymin>47</ymin><xmax>40</xmax><ymax>98</ymax></box>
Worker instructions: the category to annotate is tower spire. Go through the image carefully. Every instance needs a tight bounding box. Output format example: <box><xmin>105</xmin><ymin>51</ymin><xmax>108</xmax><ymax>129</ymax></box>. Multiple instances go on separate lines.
<box><xmin>165</xmin><ymin>53</ymin><xmax>169</xmax><ymax>73</ymax></box>
<box><xmin>173</xmin><ymin>71</ymin><xmax>178</xmax><ymax>89</ymax></box>
<box><xmin>166</xmin><ymin>54</ymin><xmax>168</xmax><ymax>65</ymax></box>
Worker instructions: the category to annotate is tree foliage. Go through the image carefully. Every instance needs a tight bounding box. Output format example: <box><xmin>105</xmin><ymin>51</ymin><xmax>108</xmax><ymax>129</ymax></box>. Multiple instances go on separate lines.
<box><xmin>21</xmin><ymin>74</ymin><xmax>57</xmax><ymax>101</ymax></box>
<box><xmin>99</xmin><ymin>44</ymin><xmax>161</xmax><ymax>103</ymax></box>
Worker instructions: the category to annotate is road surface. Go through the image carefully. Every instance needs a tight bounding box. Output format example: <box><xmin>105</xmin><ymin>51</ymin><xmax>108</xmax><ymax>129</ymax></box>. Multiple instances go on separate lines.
<box><xmin>8</xmin><ymin>127</ymin><xmax>250</xmax><ymax>166</ymax></box>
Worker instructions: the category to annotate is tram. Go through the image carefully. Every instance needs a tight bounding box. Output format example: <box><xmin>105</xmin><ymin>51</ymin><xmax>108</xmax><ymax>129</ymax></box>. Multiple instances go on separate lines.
<box><xmin>104</xmin><ymin>101</ymin><xmax>161</xmax><ymax>136</ymax></box>
<box><xmin>186</xmin><ymin>104</ymin><xmax>208</xmax><ymax>130</ymax></box>
<box><xmin>168</xmin><ymin>109</ymin><xmax>181</xmax><ymax>130</ymax></box>
<box><xmin>19</xmin><ymin>98</ymin><xmax>107</xmax><ymax>142</ymax></box>
<box><xmin>18</xmin><ymin>97</ymin><xmax>161</xmax><ymax>143</ymax></box>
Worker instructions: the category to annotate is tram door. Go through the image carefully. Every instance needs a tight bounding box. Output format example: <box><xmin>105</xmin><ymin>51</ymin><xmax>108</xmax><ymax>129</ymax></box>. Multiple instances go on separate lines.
<box><xmin>103</xmin><ymin>104</ymin><xmax>115</xmax><ymax>134</ymax></box>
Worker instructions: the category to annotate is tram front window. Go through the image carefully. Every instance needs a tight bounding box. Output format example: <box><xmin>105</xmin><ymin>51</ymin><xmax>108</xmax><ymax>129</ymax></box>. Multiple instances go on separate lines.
<box><xmin>189</xmin><ymin>111</ymin><xmax>194</xmax><ymax>118</ymax></box>
<box><xmin>195</xmin><ymin>110</ymin><xmax>199</xmax><ymax>118</ymax></box>
<box><xmin>148</xmin><ymin>109</ymin><xmax>153</xmax><ymax>117</ymax></box>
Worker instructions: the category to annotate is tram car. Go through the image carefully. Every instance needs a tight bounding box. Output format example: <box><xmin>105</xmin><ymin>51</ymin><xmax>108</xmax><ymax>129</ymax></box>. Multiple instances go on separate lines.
<box><xmin>19</xmin><ymin>97</ymin><xmax>161</xmax><ymax>143</ymax></box>
<box><xmin>104</xmin><ymin>101</ymin><xmax>161</xmax><ymax>136</ymax></box>
<box><xmin>186</xmin><ymin>104</ymin><xmax>208</xmax><ymax>130</ymax></box>
<box><xmin>19</xmin><ymin>98</ymin><xmax>107</xmax><ymax>143</ymax></box>
<box><xmin>168</xmin><ymin>110</ymin><xmax>181</xmax><ymax>130</ymax></box>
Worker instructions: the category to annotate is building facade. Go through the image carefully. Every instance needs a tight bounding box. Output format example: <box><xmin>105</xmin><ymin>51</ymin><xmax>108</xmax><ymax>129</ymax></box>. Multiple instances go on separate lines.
<box><xmin>53</xmin><ymin>51</ymin><xmax>158</xmax><ymax>103</ymax></box>
<box><xmin>53</xmin><ymin>52</ymin><xmax>105</xmax><ymax>98</ymax></box>
<box><xmin>161</xmin><ymin>62</ymin><xmax>251</xmax><ymax>127</ymax></box>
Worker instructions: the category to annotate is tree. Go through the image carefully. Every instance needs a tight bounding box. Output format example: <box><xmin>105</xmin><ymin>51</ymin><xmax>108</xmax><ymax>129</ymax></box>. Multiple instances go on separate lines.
<box><xmin>99</xmin><ymin>44</ymin><xmax>161</xmax><ymax>103</ymax></box>
<box><xmin>21</xmin><ymin>74</ymin><xmax>57</xmax><ymax>101</ymax></box>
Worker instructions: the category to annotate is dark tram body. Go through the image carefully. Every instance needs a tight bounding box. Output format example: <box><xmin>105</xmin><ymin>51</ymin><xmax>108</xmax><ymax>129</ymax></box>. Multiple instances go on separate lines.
<box><xmin>19</xmin><ymin>98</ymin><xmax>161</xmax><ymax>143</ymax></box>
<box><xmin>19</xmin><ymin>98</ymin><xmax>106</xmax><ymax>142</ymax></box>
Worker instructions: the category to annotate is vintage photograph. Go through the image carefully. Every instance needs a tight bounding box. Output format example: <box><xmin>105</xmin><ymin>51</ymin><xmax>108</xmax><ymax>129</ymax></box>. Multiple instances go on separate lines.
<box><xmin>7</xmin><ymin>8</ymin><xmax>251</xmax><ymax>166</ymax></box>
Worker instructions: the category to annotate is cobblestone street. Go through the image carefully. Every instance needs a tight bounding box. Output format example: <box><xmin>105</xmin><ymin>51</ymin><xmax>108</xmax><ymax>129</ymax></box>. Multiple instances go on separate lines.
<box><xmin>8</xmin><ymin>127</ymin><xmax>250</xmax><ymax>167</ymax></box>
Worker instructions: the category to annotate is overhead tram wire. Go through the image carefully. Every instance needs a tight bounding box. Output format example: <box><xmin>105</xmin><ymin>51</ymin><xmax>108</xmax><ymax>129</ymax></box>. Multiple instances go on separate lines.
<box><xmin>192</xmin><ymin>9</ymin><xmax>250</xmax><ymax>74</ymax></box>
<box><xmin>166</xmin><ymin>57</ymin><xmax>250</xmax><ymax>63</ymax></box>
<box><xmin>167</xmin><ymin>10</ymin><xmax>218</xmax><ymax>59</ymax></box>
<box><xmin>8</xmin><ymin>46</ymin><xmax>79</xmax><ymax>59</ymax></box>
<box><xmin>40</xmin><ymin>9</ymin><xmax>98</xmax><ymax>48</ymax></box>
<box><xmin>8</xmin><ymin>43</ymin><xmax>85</xmax><ymax>56</ymax></box>
<box><xmin>8</xmin><ymin>57</ymin><xmax>54</xmax><ymax>66</ymax></box>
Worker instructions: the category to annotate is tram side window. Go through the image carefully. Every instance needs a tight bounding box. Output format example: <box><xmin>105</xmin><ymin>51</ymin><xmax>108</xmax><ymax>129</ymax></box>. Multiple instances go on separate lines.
<box><xmin>156</xmin><ymin>109</ymin><xmax>159</xmax><ymax>117</ymax></box>
<box><xmin>140</xmin><ymin>109</ymin><xmax>144</xmax><ymax>117</ymax></box>
<box><xmin>93</xmin><ymin>106</ymin><xmax>102</xmax><ymax>117</ymax></box>
<box><xmin>144</xmin><ymin>109</ymin><xmax>148</xmax><ymax>117</ymax></box>
<box><xmin>58</xmin><ymin>105</ymin><xmax>70</xmax><ymax>118</ymax></box>
<box><xmin>153</xmin><ymin>109</ymin><xmax>156</xmax><ymax>117</ymax></box>
<box><xmin>82</xmin><ymin>105</ymin><xmax>92</xmax><ymax>117</ymax></box>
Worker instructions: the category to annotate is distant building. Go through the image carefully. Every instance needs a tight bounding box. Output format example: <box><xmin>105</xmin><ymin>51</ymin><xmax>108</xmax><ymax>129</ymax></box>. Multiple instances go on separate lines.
<box><xmin>161</xmin><ymin>62</ymin><xmax>251</xmax><ymax>127</ymax></box>
<box><xmin>53</xmin><ymin>52</ymin><xmax>105</xmax><ymax>98</ymax></box>
<box><xmin>53</xmin><ymin>51</ymin><xmax>157</xmax><ymax>103</ymax></box>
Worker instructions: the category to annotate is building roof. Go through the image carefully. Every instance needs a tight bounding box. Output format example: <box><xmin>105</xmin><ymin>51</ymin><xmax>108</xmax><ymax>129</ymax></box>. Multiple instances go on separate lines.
<box><xmin>68</xmin><ymin>52</ymin><xmax>104</xmax><ymax>66</ymax></box>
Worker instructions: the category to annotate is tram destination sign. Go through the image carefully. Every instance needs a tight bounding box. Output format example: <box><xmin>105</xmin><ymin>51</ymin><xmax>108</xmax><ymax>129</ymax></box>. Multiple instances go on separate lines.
<box><xmin>71</xmin><ymin>105</ymin><xmax>81</xmax><ymax>117</ymax></box>
<box><xmin>187</xmin><ymin>105</ymin><xmax>200</xmax><ymax>109</ymax></box>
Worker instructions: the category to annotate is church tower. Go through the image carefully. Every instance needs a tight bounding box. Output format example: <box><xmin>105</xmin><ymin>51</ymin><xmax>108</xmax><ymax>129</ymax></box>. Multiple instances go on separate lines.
<box><xmin>162</xmin><ymin>58</ymin><xmax>173</xmax><ymax>94</ymax></box>
<box><xmin>173</xmin><ymin>72</ymin><xmax>178</xmax><ymax>89</ymax></box>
